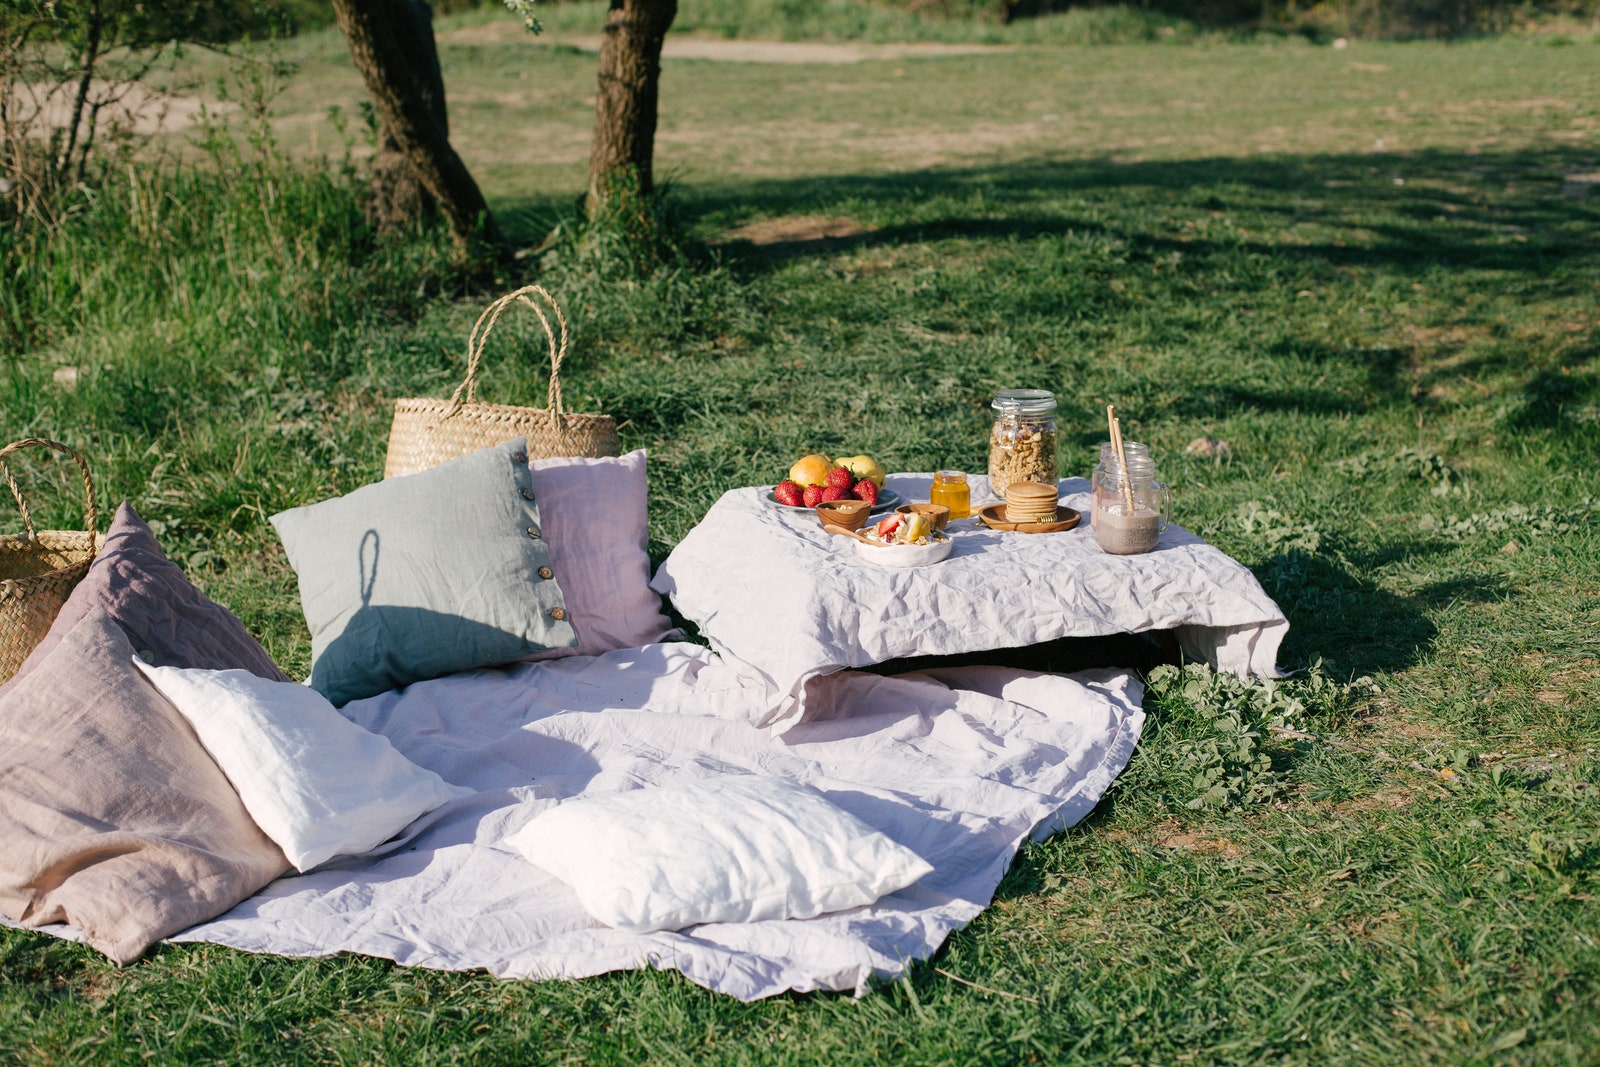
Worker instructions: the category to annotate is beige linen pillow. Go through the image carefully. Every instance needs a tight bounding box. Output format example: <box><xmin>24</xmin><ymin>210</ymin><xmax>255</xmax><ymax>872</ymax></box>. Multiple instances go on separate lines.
<box><xmin>0</xmin><ymin>607</ymin><xmax>289</xmax><ymax>964</ymax></box>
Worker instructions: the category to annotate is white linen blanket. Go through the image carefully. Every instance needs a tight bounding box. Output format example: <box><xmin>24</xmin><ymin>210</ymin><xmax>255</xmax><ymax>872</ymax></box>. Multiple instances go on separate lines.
<box><xmin>653</xmin><ymin>474</ymin><xmax>1288</xmax><ymax>734</ymax></box>
<box><xmin>156</xmin><ymin>644</ymin><xmax>1144</xmax><ymax>1000</ymax></box>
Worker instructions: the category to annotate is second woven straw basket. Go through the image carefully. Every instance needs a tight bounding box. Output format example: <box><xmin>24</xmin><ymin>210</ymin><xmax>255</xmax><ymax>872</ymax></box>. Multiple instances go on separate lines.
<box><xmin>0</xmin><ymin>438</ymin><xmax>102</xmax><ymax>683</ymax></box>
<box><xmin>383</xmin><ymin>285</ymin><xmax>620</xmax><ymax>479</ymax></box>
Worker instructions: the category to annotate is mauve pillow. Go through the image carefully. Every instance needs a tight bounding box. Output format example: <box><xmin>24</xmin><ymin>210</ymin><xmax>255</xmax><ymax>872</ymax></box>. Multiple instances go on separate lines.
<box><xmin>3</xmin><ymin>501</ymin><xmax>289</xmax><ymax>690</ymax></box>
<box><xmin>526</xmin><ymin>449</ymin><xmax>675</xmax><ymax>658</ymax></box>
<box><xmin>0</xmin><ymin>606</ymin><xmax>289</xmax><ymax>965</ymax></box>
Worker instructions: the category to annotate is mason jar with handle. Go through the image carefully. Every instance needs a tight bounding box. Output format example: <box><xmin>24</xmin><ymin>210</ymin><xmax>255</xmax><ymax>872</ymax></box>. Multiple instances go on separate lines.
<box><xmin>1092</xmin><ymin>453</ymin><xmax>1170</xmax><ymax>555</ymax></box>
<box><xmin>1089</xmin><ymin>440</ymin><xmax>1149</xmax><ymax>530</ymax></box>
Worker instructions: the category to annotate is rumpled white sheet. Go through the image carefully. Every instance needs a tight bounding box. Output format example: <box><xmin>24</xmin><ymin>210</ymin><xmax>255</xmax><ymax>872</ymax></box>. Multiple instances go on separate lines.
<box><xmin>156</xmin><ymin>643</ymin><xmax>1144</xmax><ymax>1000</ymax></box>
<box><xmin>653</xmin><ymin>474</ymin><xmax>1288</xmax><ymax>734</ymax></box>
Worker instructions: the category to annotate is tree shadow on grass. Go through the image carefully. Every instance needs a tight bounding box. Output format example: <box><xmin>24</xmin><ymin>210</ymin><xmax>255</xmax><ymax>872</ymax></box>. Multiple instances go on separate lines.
<box><xmin>692</xmin><ymin>159</ymin><xmax>1600</xmax><ymax>337</ymax></box>
<box><xmin>678</xmin><ymin>145</ymin><xmax>1598</xmax><ymax>279</ymax></box>
<box><xmin>1506</xmin><ymin>357</ymin><xmax>1600</xmax><ymax>432</ymax></box>
<box><xmin>665</xmin><ymin>144</ymin><xmax>1594</xmax><ymax>411</ymax></box>
<box><xmin>497</xmin><ymin>145</ymin><xmax>1600</xmax><ymax>283</ymax></box>
<box><xmin>494</xmin><ymin>144</ymin><xmax>1597</xmax><ymax>434</ymax></box>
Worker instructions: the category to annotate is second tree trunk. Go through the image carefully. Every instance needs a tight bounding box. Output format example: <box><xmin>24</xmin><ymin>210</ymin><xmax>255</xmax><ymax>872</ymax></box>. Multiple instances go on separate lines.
<box><xmin>588</xmin><ymin>0</ymin><xmax>678</xmax><ymax>214</ymax></box>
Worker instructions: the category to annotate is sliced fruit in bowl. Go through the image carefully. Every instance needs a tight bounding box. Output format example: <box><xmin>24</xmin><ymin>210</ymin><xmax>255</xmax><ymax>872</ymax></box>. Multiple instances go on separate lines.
<box><xmin>870</xmin><ymin>511</ymin><xmax>930</xmax><ymax>545</ymax></box>
<box><xmin>853</xmin><ymin>529</ymin><xmax>953</xmax><ymax>568</ymax></box>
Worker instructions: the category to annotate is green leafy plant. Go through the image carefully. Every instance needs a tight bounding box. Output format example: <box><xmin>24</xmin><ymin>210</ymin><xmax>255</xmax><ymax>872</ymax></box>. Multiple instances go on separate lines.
<box><xmin>1235</xmin><ymin>501</ymin><xmax>1322</xmax><ymax>553</ymax></box>
<box><xmin>1418</xmin><ymin>499</ymin><xmax>1593</xmax><ymax>540</ymax></box>
<box><xmin>502</xmin><ymin>0</ymin><xmax>544</xmax><ymax>33</ymax></box>
<box><xmin>1140</xmin><ymin>662</ymin><xmax>1373</xmax><ymax>810</ymax></box>
<box><xmin>1335</xmin><ymin>447</ymin><xmax>1461</xmax><ymax>496</ymax></box>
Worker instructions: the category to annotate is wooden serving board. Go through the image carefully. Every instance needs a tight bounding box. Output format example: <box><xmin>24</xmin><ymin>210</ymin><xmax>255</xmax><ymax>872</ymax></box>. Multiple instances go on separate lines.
<box><xmin>976</xmin><ymin>503</ymin><xmax>1082</xmax><ymax>534</ymax></box>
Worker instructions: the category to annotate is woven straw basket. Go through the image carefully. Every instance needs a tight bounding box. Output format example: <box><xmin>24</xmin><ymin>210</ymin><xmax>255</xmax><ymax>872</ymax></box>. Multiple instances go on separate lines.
<box><xmin>384</xmin><ymin>285</ymin><xmax>620</xmax><ymax>479</ymax></box>
<box><xmin>0</xmin><ymin>438</ymin><xmax>101</xmax><ymax>683</ymax></box>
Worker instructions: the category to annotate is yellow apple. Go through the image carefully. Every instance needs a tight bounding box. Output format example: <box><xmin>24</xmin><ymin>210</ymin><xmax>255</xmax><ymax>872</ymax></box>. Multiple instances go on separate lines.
<box><xmin>835</xmin><ymin>455</ymin><xmax>885</xmax><ymax>490</ymax></box>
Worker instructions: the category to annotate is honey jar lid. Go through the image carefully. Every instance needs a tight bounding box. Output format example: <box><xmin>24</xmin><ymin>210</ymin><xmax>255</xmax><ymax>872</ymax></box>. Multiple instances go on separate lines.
<box><xmin>1005</xmin><ymin>481</ymin><xmax>1059</xmax><ymax>502</ymax></box>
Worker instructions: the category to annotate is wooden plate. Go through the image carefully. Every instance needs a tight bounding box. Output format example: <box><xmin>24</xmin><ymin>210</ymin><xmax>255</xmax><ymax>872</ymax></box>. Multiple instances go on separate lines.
<box><xmin>976</xmin><ymin>503</ymin><xmax>1081</xmax><ymax>534</ymax></box>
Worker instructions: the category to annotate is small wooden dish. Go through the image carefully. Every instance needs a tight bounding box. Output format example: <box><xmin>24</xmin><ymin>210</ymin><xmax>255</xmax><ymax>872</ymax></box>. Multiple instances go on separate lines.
<box><xmin>817</xmin><ymin>498</ymin><xmax>871</xmax><ymax>533</ymax></box>
<box><xmin>894</xmin><ymin>502</ymin><xmax>951</xmax><ymax>531</ymax></box>
<box><xmin>976</xmin><ymin>503</ymin><xmax>1081</xmax><ymax>534</ymax></box>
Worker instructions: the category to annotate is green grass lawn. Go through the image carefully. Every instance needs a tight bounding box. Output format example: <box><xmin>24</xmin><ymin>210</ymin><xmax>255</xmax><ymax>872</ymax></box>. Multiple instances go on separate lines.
<box><xmin>2</xmin><ymin>14</ymin><xmax>1598</xmax><ymax>1065</ymax></box>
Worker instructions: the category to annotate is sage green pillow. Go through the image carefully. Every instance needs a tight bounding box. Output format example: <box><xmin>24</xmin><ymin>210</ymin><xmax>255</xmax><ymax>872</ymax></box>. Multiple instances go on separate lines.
<box><xmin>271</xmin><ymin>438</ymin><xmax>576</xmax><ymax>706</ymax></box>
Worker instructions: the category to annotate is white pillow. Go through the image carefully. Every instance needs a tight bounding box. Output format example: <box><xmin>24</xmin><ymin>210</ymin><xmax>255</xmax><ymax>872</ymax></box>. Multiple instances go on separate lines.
<box><xmin>132</xmin><ymin>659</ymin><xmax>471</xmax><ymax>872</ymax></box>
<box><xmin>501</xmin><ymin>775</ymin><xmax>933</xmax><ymax>933</ymax></box>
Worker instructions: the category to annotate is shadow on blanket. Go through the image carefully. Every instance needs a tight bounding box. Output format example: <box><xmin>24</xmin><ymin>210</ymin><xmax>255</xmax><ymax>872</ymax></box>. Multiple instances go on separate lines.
<box><xmin>315</xmin><ymin>603</ymin><xmax>547</xmax><ymax>700</ymax></box>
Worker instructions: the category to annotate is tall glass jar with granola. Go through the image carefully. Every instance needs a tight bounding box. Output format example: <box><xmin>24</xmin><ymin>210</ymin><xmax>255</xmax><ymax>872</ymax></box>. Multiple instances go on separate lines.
<box><xmin>988</xmin><ymin>389</ymin><xmax>1058</xmax><ymax>496</ymax></box>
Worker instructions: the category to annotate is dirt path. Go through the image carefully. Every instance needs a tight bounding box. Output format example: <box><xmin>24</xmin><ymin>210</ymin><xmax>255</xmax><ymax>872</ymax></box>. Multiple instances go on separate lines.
<box><xmin>18</xmin><ymin>80</ymin><xmax>231</xmax><ymax>138</ymax></box>
<box><xmin>440</xmin><ymin>22</ymin><xmax>1015</xmax><ymax>64</ymax></box>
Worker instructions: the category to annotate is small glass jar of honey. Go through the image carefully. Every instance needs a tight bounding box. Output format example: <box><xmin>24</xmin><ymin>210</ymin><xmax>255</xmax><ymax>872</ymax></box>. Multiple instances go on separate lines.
<box><xmin>929</xmin><ymin>470</ymin><xmax>971</xmax><ymax>519</ymax></box>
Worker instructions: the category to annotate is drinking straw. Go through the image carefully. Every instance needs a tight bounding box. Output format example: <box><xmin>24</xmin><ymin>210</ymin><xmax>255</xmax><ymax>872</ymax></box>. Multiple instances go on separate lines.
<box><xmin>1106</xmin><ymin>405</ymin><xmax>1137</xmax><ymax>514</ymax></box>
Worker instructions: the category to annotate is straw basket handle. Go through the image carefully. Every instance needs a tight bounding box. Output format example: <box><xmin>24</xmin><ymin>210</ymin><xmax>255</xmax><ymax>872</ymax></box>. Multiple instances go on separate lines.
<box><xmin>446</xmin><ymin>285</ymin><xmax>570</xmax><ymax>420</ymax></box>
<box><xmin>0</xmin><ymin>438</ymin><xmax>97</xmax><ymax>539</ymax></box>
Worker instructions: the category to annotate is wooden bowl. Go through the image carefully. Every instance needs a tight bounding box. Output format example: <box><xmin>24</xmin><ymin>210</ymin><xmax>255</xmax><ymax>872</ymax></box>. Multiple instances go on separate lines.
<box><xmin>816</xmin><ymin>498</ymin><xmax>871</xmax><ymax>532</ymax></box>
<box><xmin>894</xmin><ymin>502</ymin><xmax>951</xmax><ymax>531</ymax></box>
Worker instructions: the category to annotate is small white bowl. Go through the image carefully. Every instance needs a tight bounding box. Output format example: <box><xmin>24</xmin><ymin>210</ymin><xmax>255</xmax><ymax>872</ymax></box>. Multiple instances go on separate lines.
<box><xmin>853</xmin><ymin>531</ymin><xmax>953</xmax><ymax>568</ymax></box>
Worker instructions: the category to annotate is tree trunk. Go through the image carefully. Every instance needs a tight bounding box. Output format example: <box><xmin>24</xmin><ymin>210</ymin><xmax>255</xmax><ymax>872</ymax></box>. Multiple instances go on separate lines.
<box><xmin>587</xmin><ymin>0</ymin><xmax>677</xmax><ymax>215</ymax></box>
<box><xmin>331</xmin><ymin>0</ymin><xmax>499</xmax><ymax>256</ymax></box>
<box><xmin>369</xmin><ymin>123</ymin><xmax>435</xmax><ymax>232</ymax></box>
<box><xmin>367</xmin><ymin>0</ymin><xmax>444</xmax><ymax>232</ymax></box>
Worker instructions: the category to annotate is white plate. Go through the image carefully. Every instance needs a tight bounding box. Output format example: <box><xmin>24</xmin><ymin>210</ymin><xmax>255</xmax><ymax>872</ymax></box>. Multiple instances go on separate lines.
<box><xmin>852</xmin><ymin>531</ymin><xmax>953</xmax><ymax>568</ymax></box>
<box><xmin>766</xmin><ymin>487</ymin><xmax>899</xmax><ymax>514</ymax></box>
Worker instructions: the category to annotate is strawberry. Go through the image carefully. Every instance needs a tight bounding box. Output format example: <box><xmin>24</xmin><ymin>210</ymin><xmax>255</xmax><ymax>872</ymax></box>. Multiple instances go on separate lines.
<box><xmin>774</xmin><ymin>480</ymin><xmax>805</xmax><ymax>507</ymax></box>
<box><xmin>851</xmin><ymin>478</ymin><xmax>879</xmax><ymax>505</ymax></box>
<box><xmin>803</xmin><ymin>483</ymin><xmax>826</xmax><ymax>508</ymax></box>
<box><xmin>825</xmin><ymin>466</ymin><xmax>855</xmax><ymax>491</ymax></box>
<box><xmin>820</xmin><ymin>485</ymin><xmax>850</xmax><ymax>503</ymax></box>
